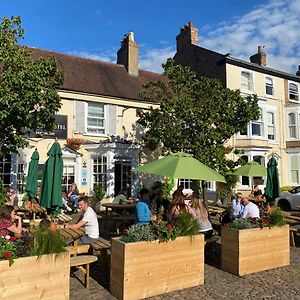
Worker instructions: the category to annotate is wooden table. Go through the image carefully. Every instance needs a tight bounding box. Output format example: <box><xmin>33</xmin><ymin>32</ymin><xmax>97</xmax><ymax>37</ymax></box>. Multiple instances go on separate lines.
<box><xmin>101</xmin><ymin>202</ymin><xmax>136</xmax><ymax>233</ymax></box>
<box><xmin>248</xmin><ymin>197</ymin><xmax>265</xmax><ymax>207</ymax></box>
<box><xmin>60</xmin><ymin>227</ymin><xmax>86</xmax><ymax>249</ymax></box>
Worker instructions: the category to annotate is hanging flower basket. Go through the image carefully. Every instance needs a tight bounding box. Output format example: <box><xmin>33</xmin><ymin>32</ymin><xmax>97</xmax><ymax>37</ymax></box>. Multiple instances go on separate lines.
<box><xmin>66</xmin><ymin>138</ymin><xmax>83</xmax><ymax>150</ymax></box>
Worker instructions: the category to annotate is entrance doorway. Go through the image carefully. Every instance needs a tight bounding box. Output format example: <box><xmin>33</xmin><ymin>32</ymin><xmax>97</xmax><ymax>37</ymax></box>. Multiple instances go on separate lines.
<box><xmin>114</xmin><ymin>160</ymin><xmax>132</xmax><ymax>197</ymax></box>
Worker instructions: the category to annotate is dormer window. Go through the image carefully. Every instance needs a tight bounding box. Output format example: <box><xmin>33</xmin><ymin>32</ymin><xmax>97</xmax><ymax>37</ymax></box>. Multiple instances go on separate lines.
<box><xmin>289</xmin><ymin>83</ymin><xmax>299</xmax><ymax>102</ymax></box>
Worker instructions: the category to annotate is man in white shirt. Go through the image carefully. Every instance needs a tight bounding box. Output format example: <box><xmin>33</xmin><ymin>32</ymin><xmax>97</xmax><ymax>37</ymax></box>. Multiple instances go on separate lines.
<box><xmin>241</xmin><ymin>197</ymin><xmax>260</xmax><ymax>219</ymax></box>
<box><xmin>63</xmin><ymin>196</ymin><xmax>99</xmax><ymax>244</ymax></box>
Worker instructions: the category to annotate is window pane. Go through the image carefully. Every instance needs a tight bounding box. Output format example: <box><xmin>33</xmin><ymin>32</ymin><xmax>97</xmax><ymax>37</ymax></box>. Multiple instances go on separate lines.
<box><xmin>252</xmin><ymin>123</ymin><xmax>262</xmax><ymax>136</ymax></box>
<box><xmin>289</xmin><ymin>83</ymin><xmax>299</xmax><ymax>101</ymax></box>
<box><xmin>291</xmin><ymin>170</ymin><xmax>299</xmax><ymax>183</ymax></box>
<box><xmin>289</xmin><ymin>113</ymin><xmax>296</xmax><ymax>125</ymax></box>
<box><xmin>87</xmin><ymin>102</ymin><xmax>105</xmax><ymax>134</ymax></box>
<box><xmin>291</xmin><ymin>156</ymin><xmax>298</xmax><ymax>169</ymax></box>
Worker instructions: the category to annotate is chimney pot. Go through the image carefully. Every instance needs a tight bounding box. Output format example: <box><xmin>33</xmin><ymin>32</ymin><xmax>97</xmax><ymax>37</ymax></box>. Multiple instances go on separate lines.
<box><xmin>176</xmin><ymin>21</ymin><xmax>198</xmax><ymax>52</ymax></box>
<box><xmin>250</xmin><ymin>45</ymin><xmax>266</xmax><ymax>66</ymax></box>
<box><xmin>117</xmin><ymin>31</ymin><xmax>139</xmax><ymax>76</ymax></box>
<box><xmin>296</xmin><ymin>65</ymin><xmax>300</xmax><ymax>77</ymax></box>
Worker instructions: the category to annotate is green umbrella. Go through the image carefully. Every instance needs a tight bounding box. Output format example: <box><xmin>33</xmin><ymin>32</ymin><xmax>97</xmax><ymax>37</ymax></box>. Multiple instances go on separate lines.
<box><xmin>133</xmin><ymin>152</ymin><xmax>226</xmax><ymax>182</ymax></box>
<box><xmin>233</xmin><ymin>161</ymin><xmax>267</xmax><ymax>177</ymax></box>
<box><xmin>25</xmin><ymin>149</ymin><xmax>39</xmax><ymax>198</ymax></box>
<box><xmin>40</xmin><ymin>142</ymin><xmax>63</xmax><ymax>216</ymax></box>
<box><xmin>265</xmin><ymin>157</ymin><xmax>280</xmax><ymax>203</ymax></box>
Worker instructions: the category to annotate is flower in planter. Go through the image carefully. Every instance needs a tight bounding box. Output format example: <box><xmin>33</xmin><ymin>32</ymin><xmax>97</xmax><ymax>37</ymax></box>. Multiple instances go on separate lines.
<box><xmin>66</xmin><ymin>138</ymin><xmax>83</xmax><ymax>149</ymax></box>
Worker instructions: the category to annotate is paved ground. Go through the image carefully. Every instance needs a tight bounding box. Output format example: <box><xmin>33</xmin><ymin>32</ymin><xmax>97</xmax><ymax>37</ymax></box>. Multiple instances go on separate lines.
<box><xmin>70</xmin><ymin>243</ymin><xmax>300</xmax><ymax>300</ymax></box>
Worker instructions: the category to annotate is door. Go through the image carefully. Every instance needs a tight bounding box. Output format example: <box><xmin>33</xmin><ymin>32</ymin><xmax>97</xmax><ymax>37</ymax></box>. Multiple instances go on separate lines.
<box><xmin>114</xmin><ymin>161</ymin><xmax>132</xmax><ymax>197</ymax></box>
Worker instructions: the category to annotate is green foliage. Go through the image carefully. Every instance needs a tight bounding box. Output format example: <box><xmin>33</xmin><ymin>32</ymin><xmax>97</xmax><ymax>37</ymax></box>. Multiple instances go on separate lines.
<box><xmin>152</xmin><ymin>221</ymin><xmax>178</xmax><ymax>242</ymax></box>
<box><xmin>0</xmin><ymin>181</ymin><xmax>9</xmax><ymax>209</ymax></box>
<box><xmin>0</xmin><ymin>235</ymin><xmax>30</xmax><ymax>266</ymax></box>
<box><xmin>31</xmin><ymin>227</ymin><xmax>65</xmax><ymax>256</ymax></box>
<box><xmin>269</xmin><ymin>207</ymin><xmax>285</xmax><ymax>227</ymax></box>
<box><xmin>174</xmin><ymin>212</ymin><xmax>199</xmax><ymax>237</ymax></box>
<box><xmin>151</xmin><ymin>178</ymin><xmax>174</xmax><ymax>201</ymax></box>
<box><xmin>218</xmin><ymin>174</ymin><xmax>239</xmax><ymax>199</ymax></box>
<box><xmin>93</xmin><ymin>183</ymin><xmax>105</xmax><ymax>202</ymax></box>
<box><xmin>120</xmin><ymin>224</ymin><xmax>156</xmax><ymax>243</ymax></box>
<box><xmin>0</xmin><ymin>16</ymin><xmax>63</xmax><ymax>154</ymax></box>
<box><xmin>229</xmin><ymin>218</ymin><xmax>252</xmax><ymax>230</ymax></box>
<box><xmin>138</xmin><ymin>58</ymin><xmax>259</xmax><ymax>175</ymax></box>
<box><xmin>280</xmin><ymin>186</ymin><xmax>293</xmax><ymax>192</ymax></box>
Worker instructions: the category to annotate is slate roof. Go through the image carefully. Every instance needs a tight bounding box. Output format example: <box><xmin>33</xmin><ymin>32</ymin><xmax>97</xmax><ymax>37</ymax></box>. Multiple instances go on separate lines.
<box><xmin>29</xmin><ymin>47</ymin><xmax>165</xmax><ymax>102</ymax></box>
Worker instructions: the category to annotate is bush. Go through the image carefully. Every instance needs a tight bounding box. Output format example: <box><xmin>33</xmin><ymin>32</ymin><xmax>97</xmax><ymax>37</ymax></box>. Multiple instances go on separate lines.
<box><xmin>229</xmin><ymin>218</ymin><xmax>252</xmax><ymax>230</ymax></box>
<box><xmin>280</xmin><ymin>186</ymin><xmax>293</xmax><ymax>192</ymax></box>
<box><xmin>269</xmin><ymin>207</ymin><xmax>285</xmax><ymax>227</ymax></box>
<box><xmin>120</xmin><ymin>224</ymin><xmax>156</xmax><ymax>243</ymax></box>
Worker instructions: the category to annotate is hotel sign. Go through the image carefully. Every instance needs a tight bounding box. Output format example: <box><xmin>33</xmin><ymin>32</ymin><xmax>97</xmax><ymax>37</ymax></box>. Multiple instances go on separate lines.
<box><xmin>29</xmin><ymin>115</ymin><xmax>68</xmax><ymax>139</ymax></box>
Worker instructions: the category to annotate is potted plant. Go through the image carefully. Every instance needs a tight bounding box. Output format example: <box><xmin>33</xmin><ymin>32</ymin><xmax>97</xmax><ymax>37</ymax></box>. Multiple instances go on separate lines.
<box><xmin>0</xmin><ymin>224</ymin><xmax>70</xmax><ymax>299</ymax></box>
<box><xmin>110</xmin><ymin>212</ymin><xmax>205</xmax><ymax>300</ymax></box>
<box><xmin>90</xmin><ymin>183</ymin><xmax>106</xmax><ymax>212</ymax></box>
<box><xmin>66</xmin><ymin>137</ymin><xmax>83</xmax><ymax>150</ymax></box>
<box><xmin>221</xmin><ymin>208</ymin><xmax>290</xmax><ymax>276</ymax></box>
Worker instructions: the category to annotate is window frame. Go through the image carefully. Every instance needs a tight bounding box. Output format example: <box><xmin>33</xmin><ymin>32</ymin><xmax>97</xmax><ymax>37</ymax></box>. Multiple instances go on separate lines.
<box><xmin>86</xmin><ymin>102</ymin><xmax>106</xmax><ymax>136</ymax></box>
<box><xmin>288</xmin><ymin>112</ymin><xmax>297</xmax><ymax>140</ymax></box>
<box><xmin>267</xmin><ymin>111</ymin><xmax>275</xmax><ymax>141</ymax></box>
<box><xmin>265</xmin><ymin>76</ymin><xmax>274</xmax><ymax>97</ymax></box>
<box><xmin>289</xmin><ymin>82</ymin><xmax>299</xmax><ymax>103</ymax></box>
<box><xmin>241</xmin><ymin>70</ymin><xmax>254</xmax><ymax>92</ymax></box>
<box><xmin>92</xmin><ymin>155</ymin><xmax>108</xmax><ymax>191</ymax></box>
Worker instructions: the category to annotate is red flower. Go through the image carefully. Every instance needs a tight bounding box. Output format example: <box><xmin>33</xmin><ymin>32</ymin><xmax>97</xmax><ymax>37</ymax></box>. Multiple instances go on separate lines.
<box><xmin>167</xmin><ymin>224</ymin><xmax>173</xmax><ymax>232</ymax></box>
<box><xmin>262</xmin><ymin>217</ymin><xmax>268</xmax><ymax>225</ymax></box>
<box><xmin>10</xmin><ymin>236</ymin><xmax>16</xmax><ymax>242</ymax></box>
<box><xmin>3</xmin><ymin>252</ymin><xmax>11</xmax><ymax>259</ymax></box>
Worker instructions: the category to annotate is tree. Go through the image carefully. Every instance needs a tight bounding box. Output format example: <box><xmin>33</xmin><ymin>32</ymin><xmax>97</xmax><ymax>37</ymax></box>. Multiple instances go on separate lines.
<box><xmin>0</xmin><ymin>16</ymin><xmax>63</xmax><ymax>154</ymax></box>
<box><xmin>138</xmin><ymin>58</ymin><xmax>260</xmax><ymax>175</ymax></box>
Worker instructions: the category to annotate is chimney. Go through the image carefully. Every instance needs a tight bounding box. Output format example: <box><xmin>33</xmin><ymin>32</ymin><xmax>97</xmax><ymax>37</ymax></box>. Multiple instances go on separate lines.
<box><xmin>296</xmin><ymin>65</ymin><xmax>300</xmax><ymax>77</ymax></box>
<box><xmin>176</xmin><ymin>21</ymin><xmax>198</xmax><ymax>52</ymax></box>
<box><xmin>117</xmin><ymin>32</ymin><xmax>139</xmax><ymax>76</ymax></box>
<box><xmin>250</xmin><ymin>45</ymin><xmax>266</xmax><ymax>66</ymax></box>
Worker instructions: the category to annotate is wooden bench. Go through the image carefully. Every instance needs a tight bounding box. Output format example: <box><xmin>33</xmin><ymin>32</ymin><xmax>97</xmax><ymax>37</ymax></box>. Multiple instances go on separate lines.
<box><xmin>70</xmin><ymin>255</ymin><xmax>98</xmax><ymax>288</ymax></box>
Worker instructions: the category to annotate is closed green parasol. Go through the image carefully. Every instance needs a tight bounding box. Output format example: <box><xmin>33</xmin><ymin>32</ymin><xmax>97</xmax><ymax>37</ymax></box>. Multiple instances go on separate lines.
<box><xmin>40</xmin><ymin>142</ymin><xmax>63</xmax><ymax>216</ymax></box>
<box><xmin>265</xmin><ymin>157</ymin><xmax>280</xmax><ymax>203</ymax></box>
<box><xmin>25</xmin><ymin>149</ymin><xmax>39</xmax><ymax>198</ymax></box>
<box><xmin>233</xmin><ymin>161</ymin><xmax>267</xmax><ymax>177</ymax></box>
<box><xmin>133</xmin><ymin>152</ymin><xmax>226</xmax><ymax>182</ymax></box>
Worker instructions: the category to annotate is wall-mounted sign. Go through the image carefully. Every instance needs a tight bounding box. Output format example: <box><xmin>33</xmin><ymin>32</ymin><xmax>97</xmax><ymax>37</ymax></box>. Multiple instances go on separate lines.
<box><xmin>29</xmin><ymin>115</ymin><xmax>68</xmax><ymax>139</ymax></box>
<box><xmin>82</xmin><ymin>167</ymin><xmax>87</xmax><ymax>186</ymax></box>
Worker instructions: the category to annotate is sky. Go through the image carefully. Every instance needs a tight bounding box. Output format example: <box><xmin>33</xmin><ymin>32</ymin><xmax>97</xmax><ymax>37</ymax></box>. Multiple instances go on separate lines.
<box><xmin>1</xmin><ymin>0</ymin><xmax>300</xmax><ymax>74</ymax></box>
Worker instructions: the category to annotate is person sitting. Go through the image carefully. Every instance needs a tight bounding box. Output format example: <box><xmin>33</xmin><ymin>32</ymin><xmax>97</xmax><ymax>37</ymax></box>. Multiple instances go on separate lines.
<box><xmin>6</xmin><ymin>186</ymin><xmax>18</xmax><ymax>206</ymax></box>
<box><xmin>241</xmin><ymin>197</ymin><xmax>260</xmax><ymax>218</ymax></box>
<box><xmin>189</xmin><ymin>193</ymin><xmax>213</xmax><ymax>239</ymax></box>
<box><xmin>168</xmin><ymin>191</ymin><xmax>187</xmax><ymax>220</ymax></box>
<box><xmin>251</xmin><ymin>185</ymin><xmax>262</xmax><ymax>198</ymax></box>
<box><xmin>62</xmin><ymin>196</ymin><xmax>99</xmax><ymax>245</ymax></box>
<box><xmin>231</xmin><ymin>192</ymin><xmax>244</xmax><ymax>219</ymax></box>
<box><xmin>68</xmin><ymin>183</ymin><xmax>80</xmax><ymax>209</ymax></box>
<box><xmin>113</xmin><ymin>188</ymin><xmax>127</xmax><ymax>204</ymax></box>
<box><xmin>62</xmin><ymin>191</ymin><xmax>72</xmax><ymax>213</ymax></box>
<box><xmin>0</xmin><ymin>205</ymin><xmax>25</xmax><ymax>238</ymax></box>
<box><xmin>135</xmin><ymin>188</ymin><xmax>152</xmax><ymax>226</ymax></box>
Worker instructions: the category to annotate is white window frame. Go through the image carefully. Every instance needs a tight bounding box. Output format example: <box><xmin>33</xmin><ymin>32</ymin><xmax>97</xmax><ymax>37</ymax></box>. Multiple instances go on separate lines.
<box><xmin>288</xmin><ymin>81</ymin><xmax>299</xmax><ymax>103</ymax></box>
<box><xmin>289</xmin><ymin>154</ymin><xmax>299</xmax><ymax>186</ymax></box>
<box><xmin>250</xmin><ymin>108</ymin><xmax>264</xmax><ymax>137</ymax></box>
<box><xmin>238</xmin><ymin>151</ymin><xmax>267</xmax><ymax>189</ymax></box>
<box><xmin>288</xmin><ymin>112</ymin><xmax>297</xmax><ymax>139</ymax></box>
<box><xmin>265</xmin><ymin>76</ymin><xmax>275</xmax><ymax>97</ymax></box>
<box><xmin>241</xmin><ymin>70</ymin><xmax>254</xmax><ymax>93</ymax></box>
<box><xmin>85</xmin><ymin>102</ymin><xmax>106</xmax><ymax>136</ymax></box>
<box><xmin>92</xmin><ymin>155</ymin><xmax>108</xmax><ymax>191</ymax></box>
<box><xmin>267</xmin><ymin>111</ymin><xmax>275</xmax><ymax>141</ymax></box>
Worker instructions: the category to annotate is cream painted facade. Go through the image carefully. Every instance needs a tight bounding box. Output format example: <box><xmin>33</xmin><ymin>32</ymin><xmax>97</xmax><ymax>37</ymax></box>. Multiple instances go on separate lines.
<box><xmin>225</xmin><ymin>63</ymin><xmax>295</xmax><ymax>193</ymax></box>
<box><xmin>11</xmin><ymin>91</ymin><xmax>158</xmax><ymax>200</ymax></box>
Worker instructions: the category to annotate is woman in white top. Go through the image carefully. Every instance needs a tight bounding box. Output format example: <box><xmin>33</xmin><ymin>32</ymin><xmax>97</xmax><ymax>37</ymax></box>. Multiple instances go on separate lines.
<box><xmin>189</xmin><ymin>194</ymin><xmax>213</xmax><ymax>239</ymax></box>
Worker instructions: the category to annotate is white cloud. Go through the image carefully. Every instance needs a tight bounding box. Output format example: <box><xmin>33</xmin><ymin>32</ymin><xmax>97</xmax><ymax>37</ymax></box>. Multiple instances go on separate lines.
<box><xmin>201</xmin><ymin>0</ymin><xmax>300</xmax><ymax>73</ymax></box>
<box><xmin>69</xmin><ymin>0</ymin><xmax>300</xmax><ymax>75</ymax></box>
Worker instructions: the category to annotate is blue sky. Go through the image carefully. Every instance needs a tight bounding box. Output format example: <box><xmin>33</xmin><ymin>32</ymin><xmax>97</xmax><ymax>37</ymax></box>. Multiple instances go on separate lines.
<box><xmin>1</xmin><ymin>0</ymin><xmax>300</xmax><ymax>74</ymax></box>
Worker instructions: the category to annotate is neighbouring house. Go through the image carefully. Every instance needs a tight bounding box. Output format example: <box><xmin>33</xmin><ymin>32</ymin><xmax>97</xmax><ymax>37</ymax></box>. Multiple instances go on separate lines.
<box><xmin>174</xmin><ymin>22</ymin><xmax>300</xmax><ymax>193</ymax></box>
<box><xmin>3</xmin><ymin>32</ymin><xmax>164</xmax><ymax>199</ymax></box>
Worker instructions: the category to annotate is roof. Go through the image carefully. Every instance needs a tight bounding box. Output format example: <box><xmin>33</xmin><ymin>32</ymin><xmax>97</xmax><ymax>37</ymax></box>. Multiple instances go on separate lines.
<box><xmin>28</xmin><ymin>47</ymin><xmax>165</xmax><ymax>102</ymax></box>
<box><xmin>221</xmin><ymin>54</ymin><xmax>300</xmax><ymax>83</ymax></box>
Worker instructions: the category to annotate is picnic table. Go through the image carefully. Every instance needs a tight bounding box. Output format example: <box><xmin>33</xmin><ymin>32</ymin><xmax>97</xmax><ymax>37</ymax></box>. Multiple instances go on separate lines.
<box><xmin>60</xmin><ymin>227</ymin><xmax>86</xmax><ymax>249</ymax></box>
<box><xmin>101</xmin><ymin>202</ymin><xmax>136</xmax><ymax>233</ymax></box>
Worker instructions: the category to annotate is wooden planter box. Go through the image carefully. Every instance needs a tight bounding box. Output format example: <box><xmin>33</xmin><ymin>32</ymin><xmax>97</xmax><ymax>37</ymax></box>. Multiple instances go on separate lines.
<box><xmin>0</xmin><ymin>252</ymin><xmax>70</xmax><ymax>299</ymax></box>
<box><xmin>110</xmin><ymin>235</ymin><xmax>204</xmax><ymax>300</ymax></box>
<box><xmin>221</xmin><ymin>225</ymin><xmax>290</xmax><ymax>276</ymax></box>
